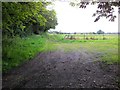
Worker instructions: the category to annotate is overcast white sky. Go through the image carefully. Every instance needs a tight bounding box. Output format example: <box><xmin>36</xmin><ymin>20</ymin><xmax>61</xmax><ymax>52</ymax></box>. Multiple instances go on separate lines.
<box><xmin>50</xmin><ymin>1</ymin><xmax>118</xmax><ymax>33</ymax></box>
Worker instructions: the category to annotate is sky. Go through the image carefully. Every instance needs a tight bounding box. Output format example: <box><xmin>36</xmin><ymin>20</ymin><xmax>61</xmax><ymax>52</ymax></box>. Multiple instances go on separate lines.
<box><xmin>50</xmin><ymin>1</ymin><xmax>118</xmax><ymax>33</ymax></box>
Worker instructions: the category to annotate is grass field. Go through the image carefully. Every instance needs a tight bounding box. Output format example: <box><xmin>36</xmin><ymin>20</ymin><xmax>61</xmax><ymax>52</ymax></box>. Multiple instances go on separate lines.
<box><xmin>48</xmin><ymin>34</ymin><xmax>119</xmax><ymax>63</ymax></box>
<box><xmin>2</xmin><ymin>33</ymin><xmax>119</xmax><ymax>72</ymax></box>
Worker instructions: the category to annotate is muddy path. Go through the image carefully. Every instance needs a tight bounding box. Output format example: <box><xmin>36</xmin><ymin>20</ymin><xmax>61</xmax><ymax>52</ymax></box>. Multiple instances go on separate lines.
<box><xmin>2</xmin><ymin>45</ymin><xmax>119</xmax><ymax>89</ymax></box>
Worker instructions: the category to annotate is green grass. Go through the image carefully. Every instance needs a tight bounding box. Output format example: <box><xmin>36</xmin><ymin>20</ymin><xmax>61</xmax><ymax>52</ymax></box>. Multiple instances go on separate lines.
<box><xmin>48</xmin><ymin>34</ymin><xmax>119</xmax><ymax>64</ymax></box>
<box><xmin>2</xmin><ymin>34</ymin><xmax>47</xmax><ymax>72</ymax></box>
<box><xmin>2</xmin><ymin>33</ymin><xmax>119</xmax><ymax>73</ymax></box>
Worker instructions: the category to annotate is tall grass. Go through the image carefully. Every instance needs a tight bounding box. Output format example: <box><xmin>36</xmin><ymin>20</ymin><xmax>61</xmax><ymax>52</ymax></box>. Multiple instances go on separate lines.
<box><xmin>2</xmin><ymin>34</ymin><xmax>47</xmax><ymax>72</ymax></box>
<box><xmin>2</xmin><ymin>33</ymin><xmax>119</xmax><ymax>73</ymax></box>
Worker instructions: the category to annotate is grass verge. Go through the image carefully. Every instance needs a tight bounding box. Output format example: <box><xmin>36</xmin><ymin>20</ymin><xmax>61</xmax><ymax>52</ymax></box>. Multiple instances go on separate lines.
<box><xmin>2</xmin><ymin>34</ymin><xmax>47</xmax><ymax>72</ymax></box>
<box><xmin>2</xmin><ymin>33</ymin><xmax>119</xmax><ymax>73</ymax></box>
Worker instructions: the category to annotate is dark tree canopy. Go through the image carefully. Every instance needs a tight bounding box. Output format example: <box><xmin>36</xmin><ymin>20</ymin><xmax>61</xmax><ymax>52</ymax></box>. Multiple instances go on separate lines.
<box><xmin>70</xmin><ymin>1</ymin><xmax>120</xmax><ymax>22</ymax></box>
<box><xmin>97</xmin><ymin>30</ymin><xmax>105</xmax><ymax>34</ymax></box>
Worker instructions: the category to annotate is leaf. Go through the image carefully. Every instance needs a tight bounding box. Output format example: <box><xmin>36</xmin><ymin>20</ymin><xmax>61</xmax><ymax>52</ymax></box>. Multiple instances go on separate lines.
<box><xmin>94</xmin><ymin>17</ymin><xmax>100</xmax><ymax>22</ymax></box>
<box><xmin>92</xmin><ymin>13</ymin><xmax>96</xmax><ymax>17</ymax></box>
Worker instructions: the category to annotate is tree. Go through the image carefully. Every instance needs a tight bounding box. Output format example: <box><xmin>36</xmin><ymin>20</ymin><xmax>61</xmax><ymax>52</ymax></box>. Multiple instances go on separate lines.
<box><xmin>40</xmin><ymin>9</ymin><xmax>58</xmax><ymax>32</ymax></box>
<box><xmin>70</xmin><ymin>1</ymin><xmax>120</xmax><ymax>22</ymax></box>
<box><xmin>97</xmin><ymin>30</ymin><xmax>104</xmax><ymax>34</ymax></box>
<box><xmin>2</xmin><ymin>2</ymin><xmax>58</xmax><ymax>37</ymax></box>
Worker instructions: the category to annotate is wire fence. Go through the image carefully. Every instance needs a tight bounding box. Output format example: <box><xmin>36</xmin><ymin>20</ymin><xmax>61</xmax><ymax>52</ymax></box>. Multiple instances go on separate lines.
<box><xmin>63</xmin><ymin>34</ymin><xmax>118</xmax><ymax>40</ymax></box>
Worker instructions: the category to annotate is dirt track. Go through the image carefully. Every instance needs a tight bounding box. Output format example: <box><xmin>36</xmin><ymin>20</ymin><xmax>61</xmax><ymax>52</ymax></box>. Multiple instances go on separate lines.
<box><xmin>2</xmin><ymin>46</ymin><xmax>119</xmax><ymax>89</ymax></box>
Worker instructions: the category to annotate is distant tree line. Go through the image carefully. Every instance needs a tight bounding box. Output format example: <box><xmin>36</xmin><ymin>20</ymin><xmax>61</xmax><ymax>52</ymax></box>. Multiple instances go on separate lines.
<box><xmin>48</xmin><ymin>30</ymin><xmax>119</xmax><ymax>34</ymax></box>
<box><xmin>2</xmin><ymin>2</ymin><xmax>58</xmax><ymax>38</ymax></box>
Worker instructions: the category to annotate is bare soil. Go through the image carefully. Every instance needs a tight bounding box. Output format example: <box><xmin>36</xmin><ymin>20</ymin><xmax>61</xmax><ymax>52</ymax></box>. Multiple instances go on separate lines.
<box><xmin>2</xmin><ymin>47</ymin><xmax>119</xmax><ymax>89</ymax></box>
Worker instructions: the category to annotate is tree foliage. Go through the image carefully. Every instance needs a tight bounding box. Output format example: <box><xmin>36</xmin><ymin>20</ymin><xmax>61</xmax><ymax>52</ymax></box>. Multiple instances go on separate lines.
<box><xmin>97</xmin><ymin>30</ymin><xmax>104</xmax><ymax>34</ymax></box>
<box><xmin>70</xmin><ymin>1</ymin><xmax>120</xmax><ymax>22</ymax></box>
<box><xmin>2</xmin><ymin>2</ymin><xmax>58</xmax><ymax>38</ymax></box>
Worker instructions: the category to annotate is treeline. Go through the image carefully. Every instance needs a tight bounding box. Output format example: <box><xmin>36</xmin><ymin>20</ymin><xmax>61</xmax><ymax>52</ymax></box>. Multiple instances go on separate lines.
<box><xmin>2</xmin><ymin>2</ymin><xmax>58</xmax><ymax>72</ymax></box>
<box><xmin>2</xmin><ymin>2</ymin><xmax>58</xmax><ymax>38</ymax></box>
<box><xmin>48</xmin><ymin>31</ymin><xmax>119</xmax><ymax>34</ymax></box>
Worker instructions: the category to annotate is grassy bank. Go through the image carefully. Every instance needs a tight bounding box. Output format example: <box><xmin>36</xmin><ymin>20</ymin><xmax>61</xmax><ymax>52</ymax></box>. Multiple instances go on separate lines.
<box><xmin>2</xmin><ymin>34</ymin><xmax>46</xmax><ymax>72</ymax></box>
<box><xmin>2</xmin><ymin>33</ymin><xmax>119</xmax><ymax>73</ymax></box>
